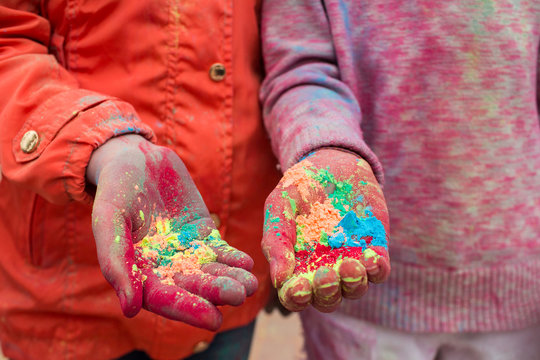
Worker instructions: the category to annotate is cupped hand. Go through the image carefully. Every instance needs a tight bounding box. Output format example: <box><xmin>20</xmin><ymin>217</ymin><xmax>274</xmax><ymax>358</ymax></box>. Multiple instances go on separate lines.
<box><xmin>262</xmin><ymin>148</ymin><xmax>390</xmax><ymax>313</ymax></box>
<box><xmin>87</xmin><ymin>135</ymin><xmax>257</xmax><ymax>330</ymax></box>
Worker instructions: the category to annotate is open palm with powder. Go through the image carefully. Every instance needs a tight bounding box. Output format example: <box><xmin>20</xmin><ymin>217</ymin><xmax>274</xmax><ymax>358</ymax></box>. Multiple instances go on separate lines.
<box><xmin>262</xmin><ymin>148</ymin><xmax>390</xmax><ymax>312</ymax></box>
<box><xmin>87</xmin><ymin>135</ymin><xmax>257</xmax><ymax>330</ymax></box>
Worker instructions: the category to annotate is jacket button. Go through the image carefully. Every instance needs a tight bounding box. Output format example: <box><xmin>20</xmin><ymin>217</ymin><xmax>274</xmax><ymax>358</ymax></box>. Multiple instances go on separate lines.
<box><xmin>209</xmin><ymin>63</ymin><xmax>226</xmax><ymax>82</ymax></box>
<box><xmin>20</xmin><ymin>130</ymin><xmax>40</xmax><ymax>153</ymax></box>
<box><xmin>193</xmin><ymin>341</ymin><xmax>210</xmax><ymax>354</ymax></box>
<box><xmin>210</xmin><ymin>213</ymin><xmax>221</xmax><ymax>228</ymax></box>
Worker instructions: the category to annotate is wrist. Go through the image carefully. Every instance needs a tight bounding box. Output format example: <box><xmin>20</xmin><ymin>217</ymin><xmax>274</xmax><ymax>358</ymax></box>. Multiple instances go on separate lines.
<box><xmin>300</xmin><ymin>146</ymin><xmax>360</xmax><ymax>160</ymax></box>
<box><xmin>86</xmin><ymin>134</ymin><xmax>149</xmax><ymax>186</ymax></box>
<box><xmin>302</xmin><ymin>147</ymin><xmax>371</xmax><ymax>167</ymax></box>
<box><xmin>295</xmin><ymin>147</ymin><xmax>376</xmax><ymax>183</ymax></box>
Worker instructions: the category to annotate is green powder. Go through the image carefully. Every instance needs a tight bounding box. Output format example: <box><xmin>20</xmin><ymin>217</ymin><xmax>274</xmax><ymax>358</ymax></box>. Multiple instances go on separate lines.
<box><xmin>295</xmin><ymin>224</ymin><xmax>306</xmax><ymax>252</ymax></box>
<box><xmin>313</xmin><ymin>167</ymin><xmax>354</xmax><ymax>216</ymax></box>
<box><xmin>319</xmin><ymin>231</ymin><xmax>329</xmax><ymax>246</ymax></box>
<box><xmin>281</xmin><ymin>191</ymin><xmax>297</xmax><ymax>220</ymax></box>
<box><xmin>264</xmin><ymin>205</ymin><xmax>281</xmax><ymax>232</ymax></box>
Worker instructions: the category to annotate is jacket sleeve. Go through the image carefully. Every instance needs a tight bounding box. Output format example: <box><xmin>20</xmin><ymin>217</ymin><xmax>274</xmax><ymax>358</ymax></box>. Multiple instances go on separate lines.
<box><xmin>260</xmin><ymin>0</ymin><xmax>383</xmax><ymax>183</ymax></box>
<box><xmin>0</xmin><ymin>4</ymin><xmax>156</xmax><ymax>205</ymax></box>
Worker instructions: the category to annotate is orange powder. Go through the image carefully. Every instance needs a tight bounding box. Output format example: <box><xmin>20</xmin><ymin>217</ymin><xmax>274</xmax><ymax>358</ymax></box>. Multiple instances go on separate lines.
<box><xmin>135</xmin><ymin>219</ymin><xmax>219</xmax><ymax>285</ymax></box>
<box><xmin>282</xmin><ymin>160</ymin><xmax>323</xmax><ymax>201</ymax></box>
<box><xmin>154</xmin><ymin>245</ymin><xmax>214</xmax><ymax>285</ymax></box>
<box><xmin>296</xmin><ymin>199</ymin><xmax>342</xmax><ymax>248</ymax></box>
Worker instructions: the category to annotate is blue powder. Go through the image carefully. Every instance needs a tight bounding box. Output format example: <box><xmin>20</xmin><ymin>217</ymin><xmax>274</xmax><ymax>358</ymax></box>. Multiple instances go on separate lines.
<box><xmin>328</xmin><ymin>231</ymin><xmax>346</xmax><ymax>248</ymax></box>
<box><xmin>175</xmin><ymin>223</ymin><xmax>200</xmax><ymax>248</ymax></box>
<box><xmin>299</xmin><ymin>150</ymin><xmax>317</xmax><ymax>162</ymax></box>
<box><xmin>328</xmin><ymin>210</ymin><xmax>387</xmax><ymax>250</ymax></box>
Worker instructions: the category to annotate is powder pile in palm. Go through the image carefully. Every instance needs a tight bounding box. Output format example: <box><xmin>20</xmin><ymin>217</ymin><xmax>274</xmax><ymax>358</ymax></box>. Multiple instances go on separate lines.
<box><xmin>283</xmin><ymin>161</ymin><xmax>388</xmax><ymax>277</ymax></box>
<box><xmin>295</xmin><ymin>199</ymin><xmax>341</xmax><ymax>250</ymax></box>
<box><xmin>134</xmin><ymin>217</ymin><xmax>226</xmax><ymax>285</ymax></box>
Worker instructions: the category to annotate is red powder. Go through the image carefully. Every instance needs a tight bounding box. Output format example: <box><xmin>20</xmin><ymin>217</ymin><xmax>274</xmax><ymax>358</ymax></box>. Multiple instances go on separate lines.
<box><xmin>294</xmin><ymin>243</ymin><xmax>365</xmax><ymax>275</ymax></box>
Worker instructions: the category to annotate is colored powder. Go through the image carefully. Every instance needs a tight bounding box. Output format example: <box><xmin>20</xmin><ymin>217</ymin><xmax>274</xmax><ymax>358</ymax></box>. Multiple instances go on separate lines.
<box><xmin>169</xmin><ymin>209</ymin><xmax>201</xmax><ymax>232</ymax></box>
<box><xmin>294</xmin><ymin>243</ymin><xmax>365</xmax><ymax>275</ymax></box>
<box><xmin>319</xmin><ymin>231</ymin><xmax>329</xmax><ymax>247</ymax></box>
<box><xmin>313</xmin><ymin>168</ymin><xmax>354</xmax><ymax>215</ymax></box>
<box><xmin>175</xmin><ymin>223</ymin><xmax>200</xmax><ymax>248</ymax></box>
<box><xmin>295</xmin><ymin>199</ymin><xmax>341</xmax><ymax>251</ymax></box>
<box><xmin>153</xmin><ymin>242</ymin><xmax>218</xmax><ymax>283</ymax></box>
<box><xmin>282</xmin><ymin>160</ymin><xmax>323</xmax><ymax>201</ymax></box>
<box><xmin>328</xmin><ymin>210</ymin><xmax>387</xmax><ymax>250</ymax></box>
<box><xmin>281</xmin><ymin>160</ymin><xmax>387</xmax><ymax>276</ymax></box>
<box><xmin>155</xmin><ymin>218</ymin><xmax>171</xmax><ymax>235</ymax></box>
<box><xmin>281</xmin><ymin>191</ymin><xmax>297</xmax><ymax>220</ymax></box>
<box><xmin>264</xmin><ymin>205</ymin><xmax>281</xmax><ymax>232</ymax></box>
<box><xmin>328</xmin><ymin>231</ymin><xmax>346</xmax><ymax>248</ymax></box>
<box><xmin>134</xmin><ymin>217</ymin><xmax>225</xmax><ymax>285</ymax></box>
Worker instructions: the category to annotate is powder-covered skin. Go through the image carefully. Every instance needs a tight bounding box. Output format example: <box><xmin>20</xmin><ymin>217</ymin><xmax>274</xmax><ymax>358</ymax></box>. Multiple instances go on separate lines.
<box><xmin>269</xmin><ymin>161</ymin><xmax>387</xmax><ymax>318</ymax></box>
<box><xmin>262</xmin><ymin>149</ymin><xmax>390</xmax><ymax>313</ymax></box>
<box><xmin>87</xmin><ymin>135</ymin><xmax>257</xmax><ymax>331</ymax></box>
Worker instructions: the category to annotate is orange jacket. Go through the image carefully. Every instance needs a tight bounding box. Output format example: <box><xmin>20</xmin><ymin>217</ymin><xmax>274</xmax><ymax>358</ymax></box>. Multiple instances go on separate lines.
<box><xmin>0</xmin><ymin>1</ymin><xmax>280</xmax><ymax>359</ymax></box>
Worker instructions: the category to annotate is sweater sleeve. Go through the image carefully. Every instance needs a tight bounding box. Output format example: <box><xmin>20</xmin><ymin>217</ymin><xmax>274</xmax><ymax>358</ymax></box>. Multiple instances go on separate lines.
<box><xmin>0</xmin><ymin>4</ymin><xmax>156</xmax><ymax>205</ymax></box>
<box><xmin>260</xmin><ymin>0</ymin><xmax>383</xmax><ymax>183</ymax></box>
<box><xmin>537</xmin><ymin>45</ymin><xmax>540</xmax><ymax>116</ymax></box>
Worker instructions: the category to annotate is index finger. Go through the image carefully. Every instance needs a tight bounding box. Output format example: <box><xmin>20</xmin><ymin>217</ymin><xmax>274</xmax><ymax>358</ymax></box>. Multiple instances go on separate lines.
<box><xmin>142</xmin><ymin>269</ymin><xmax>222</xmax><ymax>330</ymax></box>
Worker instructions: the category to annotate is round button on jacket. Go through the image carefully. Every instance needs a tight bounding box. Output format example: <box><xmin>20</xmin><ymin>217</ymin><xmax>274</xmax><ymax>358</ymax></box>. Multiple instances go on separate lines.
<box><xmin>20</xmin><ymin>130</ymin><xmax>39</xmax><ymax>153</ymax></box>
<box><xmin>209</xmin><ymin>63</ymin><xmax>226</xmax><ymax>82</ymax></box>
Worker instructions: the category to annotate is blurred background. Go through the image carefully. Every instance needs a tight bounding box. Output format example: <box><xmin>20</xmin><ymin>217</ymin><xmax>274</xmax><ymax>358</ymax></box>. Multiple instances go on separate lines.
<box><xmin>249</xmin><ymin>311</ymin><xmax>305</xmax><ymax>360</ymax></box>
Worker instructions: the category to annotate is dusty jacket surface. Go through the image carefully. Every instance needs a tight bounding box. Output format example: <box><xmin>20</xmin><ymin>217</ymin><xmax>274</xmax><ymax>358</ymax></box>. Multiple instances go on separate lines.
<box><xmin>0</xmin><ymin>1</ymin><xmax>280</xmax><ymax>359</ymax></box>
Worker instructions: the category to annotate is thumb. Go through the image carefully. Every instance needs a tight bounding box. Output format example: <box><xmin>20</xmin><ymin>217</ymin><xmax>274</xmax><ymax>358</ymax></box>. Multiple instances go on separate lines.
<box><xmin>92</xmin><ymin>201</ymin><xmax>143</xmax><ymax>317</ymax></box>
<box><xmin>262</xmin><ymin>189</ymin><xmax>297</xmax><ymax>288</ymax></box>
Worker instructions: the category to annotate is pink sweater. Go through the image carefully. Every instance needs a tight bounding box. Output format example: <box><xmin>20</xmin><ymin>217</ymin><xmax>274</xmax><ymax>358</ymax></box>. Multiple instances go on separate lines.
<box><xmin>260</xmin><ymin>0</ymin><xmax>540</xmax><ymax>332</ymax></box>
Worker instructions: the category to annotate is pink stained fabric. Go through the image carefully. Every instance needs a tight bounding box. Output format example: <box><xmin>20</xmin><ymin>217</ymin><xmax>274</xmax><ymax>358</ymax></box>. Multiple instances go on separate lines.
<box><xmin>300</xmin><ymin>307</ymin><xmax>540</xmax><ymax>360</ymax></box>
<box><xmin>260</xmin><ymin>1</ymin><xmax>540</xmax><ymax>332</ymax></box>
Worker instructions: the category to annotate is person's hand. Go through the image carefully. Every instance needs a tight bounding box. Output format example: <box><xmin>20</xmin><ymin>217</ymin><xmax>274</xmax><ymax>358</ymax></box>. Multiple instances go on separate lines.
<box><xmin>87</xmin><ymin>135</ymin><xmax>257</xmax><ymax>330</ymax></box>
<box><xmin>262</xmin><ymin>148</ymin><xmax>390</xmax><ymax>313</ymax></box>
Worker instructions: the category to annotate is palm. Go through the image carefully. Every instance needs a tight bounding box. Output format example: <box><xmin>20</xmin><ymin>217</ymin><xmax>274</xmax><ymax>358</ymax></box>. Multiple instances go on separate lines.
<box><xmin>262</xmin><ymin>148</ymin><xmax>390</xmax><ymax>312</ymax></box>
<box><xmin>91</xmin><ymin>139</ymin><xmax>256</xmax><ymax>330</ymax></box>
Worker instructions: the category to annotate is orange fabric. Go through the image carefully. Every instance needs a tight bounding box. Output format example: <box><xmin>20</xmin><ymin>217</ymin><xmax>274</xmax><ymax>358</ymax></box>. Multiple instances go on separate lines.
<box><xmin>0</xmin><ymin>1</ymin><xmax>280</xmax><ymax>359</ymax></box>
